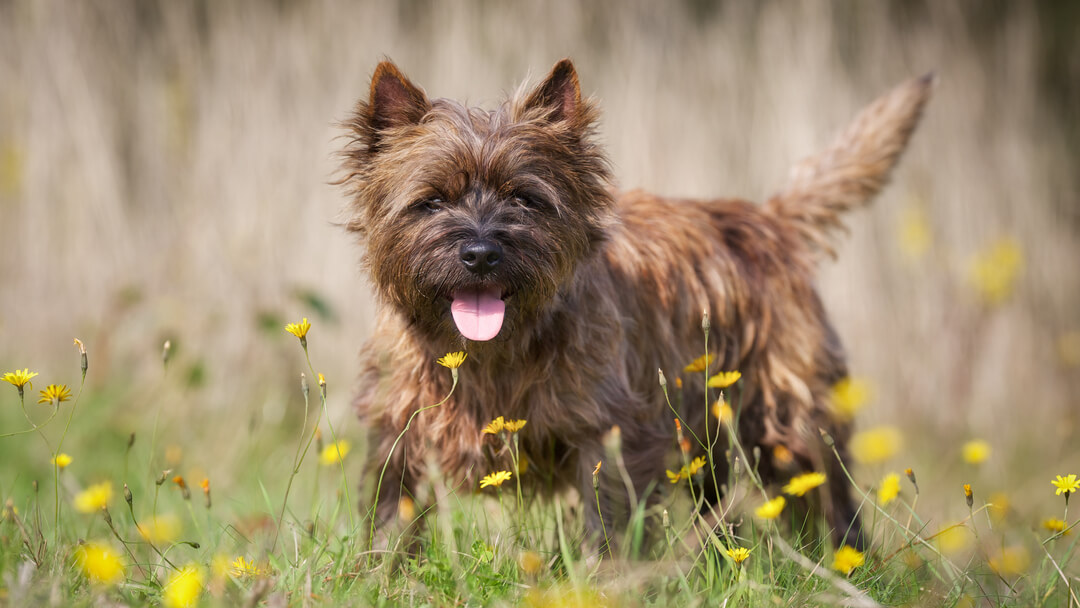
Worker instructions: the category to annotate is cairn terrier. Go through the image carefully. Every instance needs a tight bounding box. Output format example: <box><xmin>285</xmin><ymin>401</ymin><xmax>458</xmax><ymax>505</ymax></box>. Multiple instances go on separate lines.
<box><xmin>340</xmin><ymin>59</ymin><xmax>931</xmax><ymax>548</ymax></box>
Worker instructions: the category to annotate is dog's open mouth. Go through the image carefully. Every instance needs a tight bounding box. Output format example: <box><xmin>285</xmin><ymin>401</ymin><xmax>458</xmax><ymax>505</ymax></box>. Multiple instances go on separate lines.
<box><xmin>450</xmin><ymin>286</ymin><xmax>506</xmax><ymax>341</ymax></box>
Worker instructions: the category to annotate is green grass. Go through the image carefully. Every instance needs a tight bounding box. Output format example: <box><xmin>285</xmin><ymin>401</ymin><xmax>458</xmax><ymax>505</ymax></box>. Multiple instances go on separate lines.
<box><xmin>1</xmin><ymin>330</ymin><xmax>1078</xmax><ymax>608</ymax></box>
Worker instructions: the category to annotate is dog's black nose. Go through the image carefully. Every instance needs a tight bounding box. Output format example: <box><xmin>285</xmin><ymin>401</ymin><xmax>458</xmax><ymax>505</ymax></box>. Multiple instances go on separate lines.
<box><xmin>459</xmin><ymin>240</ymin><xmax>503</xmax><ymax>275</ymax></box>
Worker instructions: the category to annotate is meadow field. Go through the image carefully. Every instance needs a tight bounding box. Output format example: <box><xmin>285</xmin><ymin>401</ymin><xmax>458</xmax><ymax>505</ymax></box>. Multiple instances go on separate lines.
<box><xmin>1</xmin><ymin>1</ymin><xmax>1078</xmax><ymax>605</ymax></box>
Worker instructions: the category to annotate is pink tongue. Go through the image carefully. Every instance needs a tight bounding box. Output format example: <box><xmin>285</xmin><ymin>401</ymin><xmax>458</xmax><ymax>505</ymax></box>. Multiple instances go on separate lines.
<box><xmin>450</xmin><ymin>287</ymin><xmax>505</xmax><ymax>341</ymax></box>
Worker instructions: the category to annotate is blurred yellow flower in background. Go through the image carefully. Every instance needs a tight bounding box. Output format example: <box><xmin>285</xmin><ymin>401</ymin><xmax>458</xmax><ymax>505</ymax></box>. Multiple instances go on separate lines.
<box><xmin>968</xmin><ymin>237</ymin><xmax>1023</xmax><ymax>305</ymax></box>
<box><xmin>683</xmin><ymin>353</ymin><xmax>714</xmax><ymax>373</ymax></box>
<box><xmin>783</xmin><ymin>472</ymin><xmax>826</xmax><ymax>497</ymax></box>
<box><xmin>75</xmin><ymin>541</ymin><xmax>125</xmax><ymax>586</ymax></box>
<box><xmin>138</xmin><ymin>514</ymin><xmax>182</xmax><ymax>544</ymax></box>
<box><xmin>832</xmin><ymin>545</ymin><xmax>865</xmax><ymax>575</ymax></box>
<box><xmin>1042</xmin><ymin>518</ymin><xmax>1069</xmax><ymax>535</ymax></box>
<box><xmin>319</xmin><ymin>440</ymin><xmax>351</xmax><ymax>466</ymax></box>
<box><xmin>898</xmin><ymin>203</ymin><xmax>932</xmax><ymax>260</ymax></box>
<box><xmin>850</xmin><ymin>426</ymin><xmax>902</xmax><ymax>464</ymax></box>
<box><xmin>163</xmin><ymin>564</ymin><xmax>204</xmax><ymax>608</ymax></box>
<box><xmin>831</xmin><ymin>377</ymin><xmax>872</xmax><ymax>420</ymax></box>
<box><xmin>989</xmin><ymin>546</ymin><xmax>1030</xmax><ymax>576</ymax></box>
<box><xmin>755</xmin><ymin>496</ymin><xmax>786</xmax><ymax>520</ymax></box>
<box><xmin>961</xmin><ymin>439</ymin><xmax>990</xmax><ymax>464</ymax></box>
<box><xmin>877</xmin><ymin>473</ymin><xmax>901</xmax><ymax>506</ymax></box>
<box><xmin>74</xmin><ymin>481</ymin><xmax>113</xmax><ymax>513</ymax></box>
<box><xmin>706</xmin><ymin>371</ymin><xmax>741</xmax><ymax>389</ymax></box>
<box><xmin>711</xmin><ymin>400</ymin><xmax>733</xmax><ymax>424</ymax></box>
<box><xmin>935</xmin><ymin>523</ymin><xmax>973</xmax><ymax>555</ymax></box>
<box><xmin>52</xmin><ymin>453</ymin><xmax>72</xmax><ymax>469</ymax></box>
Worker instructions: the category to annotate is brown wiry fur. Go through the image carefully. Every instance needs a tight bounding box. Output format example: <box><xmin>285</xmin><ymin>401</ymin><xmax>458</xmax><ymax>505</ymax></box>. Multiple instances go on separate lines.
<box><xmin>339</xmin><ymin>59</ymin><xmax>932</xmax><ymax>548</ymax></box>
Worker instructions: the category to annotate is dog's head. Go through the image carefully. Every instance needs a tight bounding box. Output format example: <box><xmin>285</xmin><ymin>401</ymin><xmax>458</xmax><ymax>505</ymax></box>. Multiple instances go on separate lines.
<box><xmin>341</xmin><ymin>59</ymin><xmax>613</xmax><ymax>345</ymax></box>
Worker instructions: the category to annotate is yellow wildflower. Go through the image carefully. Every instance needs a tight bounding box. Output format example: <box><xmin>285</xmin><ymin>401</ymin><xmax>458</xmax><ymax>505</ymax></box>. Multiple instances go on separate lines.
<box><xmin>968</xmin><ymin>237</ymin><xmax>1023</xmax><ymax>305</ymax></box>
<box><xmin>711</xmin><ymin>400</ymin><xmax>733</xmax><ymax>424</ymax></box>
<box><xmin>592</xmin><ymin>461</ymin><xmax>602</xmax><ymax>476</ymax></box>
<box><xmin>163</xmin><ymin>564</ymin><xmax>204</xmax><ymax>608</ymax></box>
<box><xmin>782</xmin><ymin>472</ymin><xmax>826</xmax><ymax>497</ymax></box>
<box><xmin>877</xmin><ymin>473</ymin><xmax>901</xmax><ymax>506</ymax></box>
<box><xmin>2</xmin><ymin>368</ymin><xmax>37</xmax><ymax>390</ymax></box>
<box><xmin>37</xmin><ymin>384</ymin><xmax>72</xmax><ymax>405</ymax></box>
<box><xmin>319</xmin><ymin>440</ymin><xmax>351</xmax><ymax>465</ymax></box>
<box><xmin>1043</xmin><ymin>518</ymin><xmax>1069</xmax><ymax>535</ymax></box>
<box><xmin>961</xmin><ymin>439</ymin><xmax>990</xmax><ymax>465</ymax></box>
<box><xmin>706</xmin><ymin>370</ymin><xmax>741</xmax><ymax>389</ymax></box>
<box><xmin>74</xmin><ymin>481</ymin><xmax>113</xmax><ymax>513</ymax></box>
<box><xmin>773</xmin><ymin>444</ymin><xmax>794</xmax><ymax>466</ymax></box>
<box><xmin>519</xmin><ymin>550</ymin><xmax>543</xmax><ymax>575</ymax></box>
<box><xmin>988</xmin><ymin>492</ymin><xmax>1010</xmax><ymax>522</ymax></box>
<box><xmin>517</xmin><ymin>452</ymin><xmax>530</xmax><ymax>474</ymax></box>
<box><xmin>832</xmin><ymin>545</ymin><xmax>865</xmax><ymax>576</ymax></box>
<box><xmin>898</xmin><ymin>203</ymin><xmax>932</xmax><ymax>260</ymax></box>
<box><xmin>830</xmin><ymin>377</ymin><xmax>871</xmax><ymax>420</ymax></box>
<box><xmin>437</xmin><ymin>351</ymin><xmax>467</xmax><ymax>369</ymax></box>
<box><xmin>1052</xmin><ymin>474</ymin><xmax>1080</xmax><ymax>496</ymax></box>
<box><xmin>989</xmin><ymin>546</ymin><xmax>1030</xmax><ymax>576</ymax></box>
<box><xmin>53</xmin><ymin>453</ymin><xmax>73</xmax><ymax>469</ymax></box>
<box><xmin>850</xmin><ymin>426</ymin><xmax>902</xmax><ymax>464</ymax></box>
<box><xmin>963</xmin><ymin>483</ymin><xmax>973</xmax><ymax>508</ymax></box>
<box><xmin>230</xmin><ymin>556</ymin><xmax>267</xmax><ymax>577</ymax></box>
<box><xmin>935</xmin><ymin>523</ymin><xmax>973</xmax><ymax>555</ymax></box>
<box><xmin>726</xmin><ymin>546</ymin><xmax>751</xmax><ymax>565</ymax></box>
<box><xmin>503</xmin><ymin>419</ymin><xmax>528</xmax><ymax>433</ymax></box>
<box><xmin>398</xmin><ymin>496</ymin><xmax>416</xmax><ymax>523</ymax></box>
<box><xmin>480</xmin><ymin>470</ymin><xmax>513</xmax><ymax>489</ymax></box>
<box><xmin>754</xmin><ymin>496</ymin><xmax>785</xmax><ymax>520</ymax></box>
<box><xmin>482</xmin><ymin>416</ymin><xmax>505</xmax><ymax>435</ymax></box>
<box><xmin>667</xmin><ymin>456</ymin><xmax>707</xmax><ymax>484</ymax></box>
<box><xmin>284</xmin><ymin>317</ymin><xmax>311</xmax><ymax>339</ymax></box>
<box><xmin>683</xmin><ymin>353</ymin><xmax>714</xmax><ymax>373</ymax></box>
<box><xmin>74</xmin><ymin>541</ymin><xmax>126</xmax><ymax>586</ymax></box>
<box><xmin>137</xmin><ymin>514</ymin><xmax>182</xmax><ymax>544</ymax></box>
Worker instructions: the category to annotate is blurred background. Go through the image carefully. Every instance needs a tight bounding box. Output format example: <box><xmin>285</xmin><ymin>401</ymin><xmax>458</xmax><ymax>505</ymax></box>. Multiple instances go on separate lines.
<box><xmin>1</xmin><ymin>0</ymin><xmax>1077</xmax><ymax>524</ymax></box>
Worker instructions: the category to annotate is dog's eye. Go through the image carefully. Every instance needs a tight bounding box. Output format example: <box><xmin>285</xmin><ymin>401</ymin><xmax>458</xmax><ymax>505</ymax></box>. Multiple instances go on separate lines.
<box><xmin>416</xmin><ymin>197</ymin><xmax>444</xmax><ymax>213</ymax></box>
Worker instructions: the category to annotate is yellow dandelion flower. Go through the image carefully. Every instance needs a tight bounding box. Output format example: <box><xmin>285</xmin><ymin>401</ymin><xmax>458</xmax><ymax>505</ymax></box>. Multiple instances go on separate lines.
<box><xmin>877</xmin><ymin>473</ymin><xmax>901</xmax><ymax>506</ymax></box>
<box><xmin>74</xmin><ymin>481</ymin><xmax>113</xmax><ymax>513</ymax></box>
<box><xmin>968</xmin><ymin>237</ymin><xmax>1023</xmax><ymax>305</ymax></box>
<box><xmin>137</xmin><ymin>513</ymin><xmax>182</xmax><ymax>544</ymax></box>
<box><xmin>666</xmin><ymin>469</ymin><xmax>683</xmax><ymax>484</ymax></box>
<box><xmin>935</xmin><ymin>523</ymin><xmax>973</xmax><ymax>555</ymax></box>
<box><xmin>988</xmin><ymin>492</ymin><xmax>1010</xmax><ymax>522</ymax></box>
<box><xmin>519</xmin><ymin>550</ymin><xmax>543</xmax><ymax>575</ymax></box>
<box><xmin>850</xmin><ymin>426</ymin><xmax>902</xmax><ymax>464</ymax></box>
<box><xmin>706</xmin><ymin>370</ymin><xmax>741</xmax><ymax>389</ymax></box>
<box><xmin>230</xmin><ymin>556</ymin><xmax>267</xmax><ymax>577</ymax></box>
<box><xmin>963</xmin><ymin>483</ymin><xmax>973</xmax><ymax>507</ymax></box>
<box><xmin>830</xmin><ymin>377</ymin><xmax>871</xmax><ymax>420</ymax></box>
<box><xmin>782</xmin><ymin>472</ymin><xmax>827</xmax><ymax>497</ymax></box>
<box><xmin>726</xmin><ymin>546</ymin><xmax>751</xmax><ymax>565</ymax></box>
<box><xmin>37</xmin><ymin>384</ymin><xmax>72</xmax><ymax>405</ymax></box>
<box><xmin>711</xmin><ymin>400</ymin><xmax>733</xmax><ymax>424</ymax></box>
<box><xmin>961</xmin><ymin>439</ymin><xmax>990</xmax><ymax>465</ymax></box>
<box><xmin>667</xmin><ymin>456</ymin><xmax>707</xmax><ymax>484</ymax></box>
<box><xmin>319</xmin><ymin>440</ymin><xmax>351</xmax><ymax>466</ymax></box>
<box><xmin>2</xmin><ymin>368</ymin><xmax>38</xmax><ymax>390</ymax></box>
<box><xmin>503</xmin><ymin>418</ymin><xmax>527</xmax><ymax>433</ymax></box>
<box><xmin>1043</xmin><ymin>518</ymin><xmax>1069</xmax><ymax>535</ymax></box>
<box><xmin>687</xmin><ymin>456</ymin><xmax>707</xmax><ymax>476</ymax></box>
<box><xmin>74</xmin><ymin>541</ymin><xmax>126</xmax><ymax>586</ymax></box>
<box><xmin>482</xmin><ymin>416</ymin><xmax>505</xmax><ymax>435</ymax></box>
<box><xmin>898</xmin><ymin>203</ymin><xmax>932</xmax><ymax>260</ymax></box>
<box><xmin>592</xmin><ymin>461</ymin><xmax>602</xmax><ymax>476</ymax></box>
<box><xmin>480</xmin><ymin>470</ymin><xmax>512</xmax><ymax>489</ymax></box>
<box><xmin>517</xmin><ymin>452</ymin><xmax>530</xmax><ymax>474</ymax></box>
<box><xmin>53</xmin><ymin>453</ymin><xmax>73</xmax><ymax>469</ymax></box>
<box><xmin>683</xmin><ymin>353</ymin><xmax>714</xmax><ymax>373</ymax></box>
<box><xmin>773</xmin><ymin>444</ymin><xmax>794</xmax><ymax>466</ymax></box>
<box><xmin>163</xmin><ymin>563</ymin><xmax>204</xmax><ymax>608</ymax></box>
<box><xmin>988</xmin><ymin>546</ymin><xmax>1030</xmax><ymax>576</ymax></box>
<box><xmin>755</xmin><ymin>496</ymin><xmax>786</xmax><ymax>520</ymax></box>
<box><xmin>284</xmin><ymin>317</ymin><xmax>311</xmax><ymax>339</ymax></box>
<box><xmin>437</xmin><ymin>351</ymin><xmax>467</xmax><ymax>369</ymax></box>
<box><xmin>398</xmin><ymin>496</ymin><xmax>416</xmax><ymax>523</ymax></box>
<box><xmin>832</xmin><ymin>545</ymin><xmax>865</xmax><ymax>576</ymax></box>
<box><xmin>1052</xmin><ymin>474</ymin><xmax>1080</xmax><ymax>496</ymax></box>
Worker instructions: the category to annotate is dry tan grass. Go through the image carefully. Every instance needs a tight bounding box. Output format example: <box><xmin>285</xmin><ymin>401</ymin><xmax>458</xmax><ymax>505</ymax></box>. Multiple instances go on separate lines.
<box><xmin>0</xmin><ymin>1</ymin><xmax>1076</xmax><ymax>515</ymax></box>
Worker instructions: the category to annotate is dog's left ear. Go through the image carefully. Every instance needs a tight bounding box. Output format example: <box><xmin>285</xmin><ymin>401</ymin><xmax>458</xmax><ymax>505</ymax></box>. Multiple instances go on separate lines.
<box><xmin>523</xmin><ymin>59</ymin><xmax>581</xmax><ymax>123</ymax></box>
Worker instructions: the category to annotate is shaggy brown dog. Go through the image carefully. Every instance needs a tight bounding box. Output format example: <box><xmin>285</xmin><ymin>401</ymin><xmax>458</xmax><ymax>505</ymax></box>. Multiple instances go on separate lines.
<box><xmin>340</xmin><ymin>59</ymin><xmax>931</xmax><ymax>548</ymax></box>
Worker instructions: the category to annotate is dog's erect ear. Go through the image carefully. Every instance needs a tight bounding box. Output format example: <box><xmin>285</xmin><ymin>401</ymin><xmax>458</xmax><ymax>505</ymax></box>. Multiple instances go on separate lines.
<box><xmin>368</xmin><ymin>61</ymin><xmax>430</xmax><ymax>131</ymax></box>
<box><xmin>523</xmin><ymin>59</ymin><xmax>581</xmax><ymax>122</ymax></box>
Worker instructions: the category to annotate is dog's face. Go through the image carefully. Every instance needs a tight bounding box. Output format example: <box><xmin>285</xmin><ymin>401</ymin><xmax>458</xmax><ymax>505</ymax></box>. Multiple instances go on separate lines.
<box><xmin>342</xmin><ymin>60</ymin><xmax>613</xmax><ymax>345</ymax></box>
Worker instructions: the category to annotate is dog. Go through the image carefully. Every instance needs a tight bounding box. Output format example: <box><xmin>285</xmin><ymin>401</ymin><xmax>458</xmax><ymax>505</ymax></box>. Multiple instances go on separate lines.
<box><xmin>340</xmin><ymin>58</ymin><xmax>931</xmax><ymax>549</ymax></box>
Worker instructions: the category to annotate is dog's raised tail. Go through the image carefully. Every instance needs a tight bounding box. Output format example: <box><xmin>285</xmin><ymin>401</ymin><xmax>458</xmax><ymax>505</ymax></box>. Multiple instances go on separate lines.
<box><xmin>765</xmin><ymin>73</ymin><xmax>935</xmax><ymax>258</ymax></box>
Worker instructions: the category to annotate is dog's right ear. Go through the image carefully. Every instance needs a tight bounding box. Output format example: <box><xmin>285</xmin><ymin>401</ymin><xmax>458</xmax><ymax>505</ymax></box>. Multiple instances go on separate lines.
<box><xmin>367</xmin><ymin>61</ymin><xmax>430</xmax><ymax>133</ymax></box>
